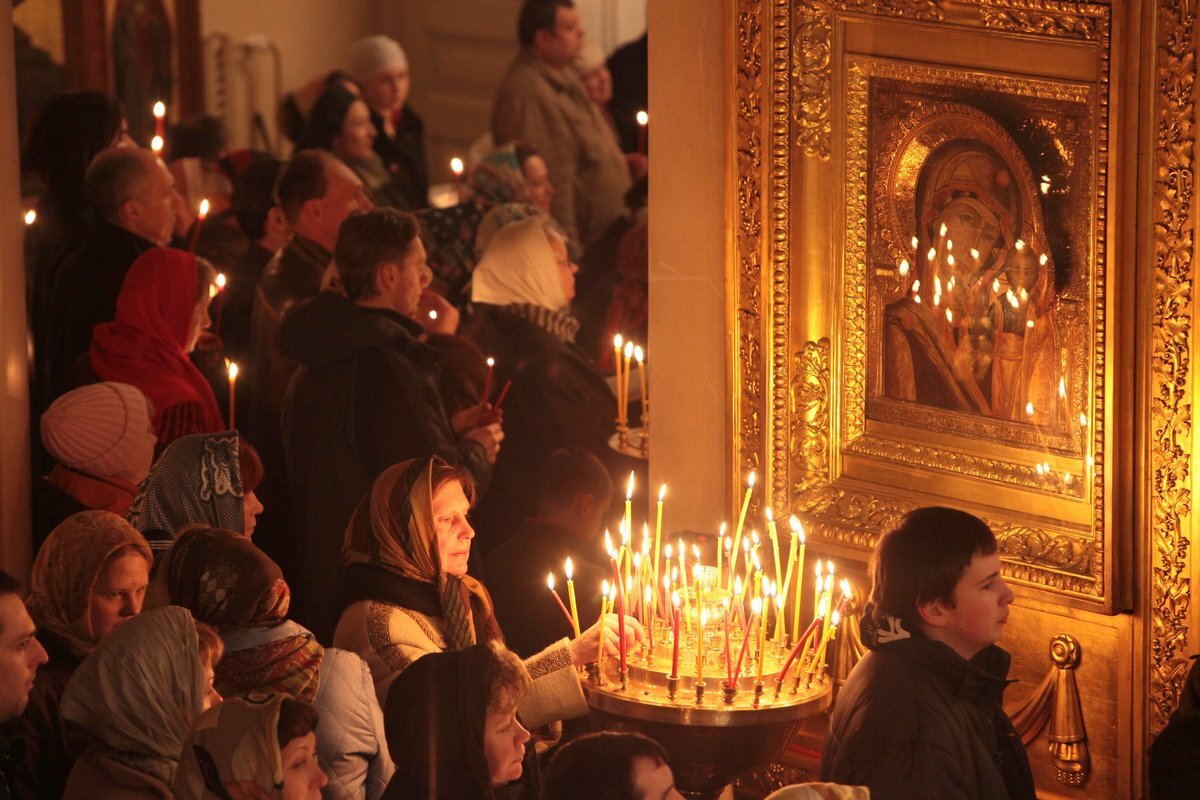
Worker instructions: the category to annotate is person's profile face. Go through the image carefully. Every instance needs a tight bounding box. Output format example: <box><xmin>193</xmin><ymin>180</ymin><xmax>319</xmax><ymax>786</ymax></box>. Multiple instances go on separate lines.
<box><xmin>0</xmin><ymin>595</ymin><xmax>49</xmax><ymax>722</ymax></box>
<box><xmin>484</xmin><ymin>703</ymin><xmax>530</xmax><ymax>786</ymax></box>
<box><xmin>335</xmin><ymin>100</ymin><xmax>378</xmax><ymax>163</ymax></box>
<box><xmin>185</xmin><ymin>293</ymin><xmax>212</xmax><ymax>354</ymax></box>
<box><xmin>200</xmin><ymin>660</ymin><xmax>221</xmax><ymax>712</ymax></box>
<box><xmin>521</xmin><ymin>155</ymin><xmax>554</xmax><ymax>213</ymax></box>
<box><xmin>362</xmin><ymin>64</ymin><xmax>411</xmax><ymax>116</ymax></box>
<box><xmin>87</xmin><ymin>551</ymin><xmax>149</xmax><ymax>642</ymax></box>
<box><xmin>548</xmin><ymin>230</ymin><xmax>577</xmax><ymax>305</ymax></box>
<box><xmin>433</xmin><ymin>480</ymin><xmax>474</xmax><ymax>577</ymax></box>
<box><xmin>393</xmin><ymin>237</ymin><xmax>431</xmax><ymax>319</ymax></box>
<box><xmin>243</xmin><ymin>490</ymin><xmax>264</xmax><ymax>538</ymax></box>
<box><xmin>934</xmin><ymin>552</ymin><xmax>1014</xmax><ymax>660</ymax></box>
<box><xmin>131</xmin><ymin>158</ymin><xmax>179</xmax><ymax>246</ymax></box>
<box><xmin>630</xmin><ymin>755</ymin><xmax>685</xmax><ymax>800</ymax></box>
<box><xmin>539</xmin><ymin>6</ymin><xmax>584</xmax><ymax>67</ymax></box>
<box><xmin>281</xmin><ymin>731</ymin><xmax>328</xmax><ymax>800</ymax></box>
<box><xmin>319</xmin><ymin>161</ymin><xmax>373</xmax><ymax>246</ymax></box>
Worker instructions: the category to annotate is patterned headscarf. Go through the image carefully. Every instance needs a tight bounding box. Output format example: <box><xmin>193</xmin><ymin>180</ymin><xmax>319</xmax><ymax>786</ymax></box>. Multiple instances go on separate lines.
<box><xmin>26</xmin><ymin>511</ymin><xmax>153</xmax><ymax>659</ymax></box>
<box><xmin>128</xmin><ymin>432</ymin><xmax>245</xmax><ymax>560</ymax></box>
<box><xmin>174</xmin><ymin>693</ymin><xmax>295</xmax><ymax>800</ymax></box>
<box><xmin>60</xmin><ymin>607</ymin><xmax>208</xmax><ymax>786</ymax></box>
<box><xmin>469</xmin><ymin>144</ymin><xmax>529</xmax><ymax>206</ymax></box>
<box><xmin>167</xmin><ymin>527</ymin><xmax>323</xmax><ymax>703</ymax></box>
<box><xmin>343</xmin><ymin>458</ymin><xmax>494</xmax><ymax>651</ymax></box>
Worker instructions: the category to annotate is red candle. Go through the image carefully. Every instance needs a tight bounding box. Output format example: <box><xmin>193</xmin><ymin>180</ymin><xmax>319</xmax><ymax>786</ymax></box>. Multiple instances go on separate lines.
<box><xmin>188</xmin><ymin>198</ymin><xmax>209</xmax><ymax>253</ymax></box>
<box><xmin>733</xmin><ymin>607</ymin><xmax>758</xmax><ymax>683</ymax></box>
<box><xmin>482</xmin><ymin>357</ymin><xmax>494</xmax><ymax>405</ymax></box>
<box><xmin>636</xmin><ymin>110</ymin><xmax>648</xmax><ymax>155</ymax></box>
<box><xmin>724</xmin><ymin>606</ymin><xmax>733</xmax><ymax>688</ymax></box>
<box><xmin>776</xmin><ymin>615</ymin><xmax>823</xmax><ymax>683</ymax></box>
<box><xmin>493</xmin><ymin>380</ymin><xmax>513</xmax><ymax>409</ymax></box>
<box><xmin>670</xmin><ymin>596</ymin><xmax>681</xmax><ymax>678</ymax></box>
<box><xmin>612</xmin><ymin>560</ymin><xmax>627</xmax><ymax>673</ymax></box>
<box><xmin>546</xmin><ymin>574</ymin><xmax>574</xmax><ymax>629</ymax></box>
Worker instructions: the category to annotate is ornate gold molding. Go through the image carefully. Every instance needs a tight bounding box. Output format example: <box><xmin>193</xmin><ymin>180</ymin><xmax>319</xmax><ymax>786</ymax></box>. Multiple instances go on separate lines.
<box><xmin>1148</xmin><ymin>0</ymin><xmax>1196</xmax><ymax>735</ymax></box>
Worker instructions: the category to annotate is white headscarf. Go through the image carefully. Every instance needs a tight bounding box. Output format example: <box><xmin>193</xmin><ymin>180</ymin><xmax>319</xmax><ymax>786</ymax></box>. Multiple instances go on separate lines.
<box><xmin>60</xmin><ymin>606</ymin><xmax>208</xmax><ymax>784</ymax></box>
<box><xmin>471</xmin><ymin>217</ymin><xmax>567</xmax><ymax>311</ymax></box>
<box><xmin>347</xmin><ymin>35</ymin><xmax>408</xmax><ymax>82</ymax></box>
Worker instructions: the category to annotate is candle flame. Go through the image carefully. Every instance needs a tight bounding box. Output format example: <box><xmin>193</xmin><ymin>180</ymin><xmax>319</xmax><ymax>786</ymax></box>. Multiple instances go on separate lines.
<box><xmin>634</xmin><ymin>553</ymin><xmax>642</xmax><ymax>569</ymax></box>
<box><xmin>664</xmin><ymin>543</ymin><xmax>672</xmax><ymax>559</ymax></box>
<box><xmin>153</xmin><ymin>101</ymin><xmax>166</xmax><ymax>118</ymax></box>
<box><xmin>827</xmin><ymin>562</ymin><xmax>836</xmax><ymax>577</ymax></box>
<box><xmin>613</xmin><ymin>333</ymin><xmax>623</xmax><ymax>349</ymax></box>
<box><xmin>692</xmin><ymin>564</ymin><xmax>700</xmax><ymax>580</ymax></box>
<box><xmin>840</xmin><ymin>578</ymin><xmax>851</xmax><ymax>596</ymax></box>
<box><xmin>626</xmin><ymin>471</ymin><xmax>635</xmax><ymax>499</ymax></box>
<box><xmin>198</xmin><ymin>198</ymin><xmax>210</xmax><ymax>219</ymax></box>
<box><xmin>946</xmin><ymin>253</ymin><xmax>955</xmax><ymax>267</ymax></box>
<box><xmin>945</xmin><ymin>309</ymin><xmax>954</xmax><ymax>324</ymax></box>
<box><xmin>723</xmin><ymin>535</ymin><xmax>731</xmax><ymax>552</ymax></box>
<box><xmin>227</xmin><ymin>362</ymin><xmax>239</xmax><ymax>380</ymax></box>
<box><xmin>151</xmin><ymin>135</ymin><xmax>164</xmax><ymax>153</ymax></box>
<box><xmin>547</xmin><ymin>573</ymin><xmax>555</xmax><ymax>591</ymax></box>
<box><xmin>815</xmin><ymin>559</ymin><xmax>823</xmax><ymax>577</ymax></box>
<box><xmin>1036</xmin><ymin>462</ymin><xmax>1045</xmax><ymax>476</ymax></box>
<box><xmin>831</xmin><ymin>610</ymin><xmax>841</xmax><ymax>626</ymax></box>
<box><xmin>1063</xmin><ymin>472</ymin><xmax>1073</xmax><ymax>485</ymax></box>
<box><xmin>1026</xmin><ymin>319</ymin><xmax>1035</xmax><ymax>329</ymax></box>
<box><xmin>450</xmin><ymin>157</ymin><xmax>464</xmax><ymax>176</ymax></box>
<box><xmin>992</xmin><ymin>278</ymin><xmax>1001</xmax><ymax>294</ymax></box>
<box><xmin>742</xmin><ymin>538</ymin><xmax>750</xmax><ymax>553</ymax></box>
<box><xmin>565</xmin><ymin>557</ymin><xmax>574</xmax><ymax>579</ymax></box>
<box><xmin>623</xmin><ymin>341</ymin><xmax>634</xmax><ymax>358</ymax></box>
<box><xmin>603</xmin><ymin>579</ymin><xmax>610</xmax><ymax>597</ymax></box>
<box><xmin>751</xmin><ymin>597</ymin><xmax>762</xmax><ymax>615</ymax></box>
<box><xmin>672</xmin><ymin>591</ymin><xmax>681</xmax><ymax>609</ymax></box>
<box><xmin>216</xmin><ymin>272</ymin><xmax>226</xmax><ymax>290</ymax></box>
<box><xmin>751</xmin><ymin>530</ymin><xmax>759</xmax><ymax>545</ymax></box>
<box><xmin>486</xmin><ymin>357</ymin><xmax>494</xmax><ymax>367</ymax></box>
<box><xmin>23</xmin><ymin>209</ymin><xmax>36</xmax><ymax>225</ymax></box>
<box><xmin>429</xmin><ymin>310</ymin><xmax>438</xmax><ymax>321</ymax></box>
<box><xmin>1058</xmin><ymin>377</ymin><xmax>1067</xmax><ymax>399</ymax></box>
<box><xmin>1039</xmin><ymin>253</ymin><xmax>1049</xmax><ymax>266</ymax></box>
<box><xmin>898</xmin><ymin>259</ymin><xmax>909</xmax><ymax>276</ymax></box>
<box><xmin>645</xmin><ymin>585</ymin><xmax>653</xmax><ymax>602</ymax></box>
<box><xmin>776</xmin><ymin>594</ymin><xmax>785</xmax><ymax>609</ymax></box>
<box><xmin>748</xmin><ymin>470</ymin><xmax>756</xmax><ymax>488</ymax></box>
<box><xmin>621</xmin><ymin>523</ymin><xmax>630</xmax><ymax>545</ymax></box>
<box><xmin>605</xmin><ymin>530</ymin><xmax>614</xmax><ymax>556</ymax></box>
<box><xmin>634</xmin><ymin>345</ymin><xmax>644</xmax><ymax>363</ymax></box>
<box><xmin>658</xmin><ymin>483</ymin><xmax>667</xmax><ymax>502</ymax></box>
<box><xmin>636</xmin><ymin>110</ymin><xmax>649</xmax><ymax>126</ymax></box>
<box><xmin>765</xmin><ymin>507</ymin><xmax>774</xmax><ymax>522</ymax></box>
<box><xmin>734</xmin><ymin>576</ymin><xmax>742</xmax><ymax>595</ymax></box>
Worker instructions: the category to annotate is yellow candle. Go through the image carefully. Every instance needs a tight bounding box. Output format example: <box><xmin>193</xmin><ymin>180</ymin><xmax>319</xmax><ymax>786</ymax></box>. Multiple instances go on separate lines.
<box><xmin>696</xmin><ymin>608</ymin><xmax>707</xmax><ymax>682</ymax></box>
<box><xmin>752</xmin><ymin>597</ymin><xmax>765</xmax><ymax>683</ymax></box>
<box><xmin>613</xmin><ymin>334</ymin><xmax>624</xmax><ymax>427</ymax></box>
<box><xmin>812</xmin><ymin>560</ymin><xmax>824</xmax><ymax>625</ymax></box>
<box><xmin>678</xmin><ymin>539</ymin><xmax>691</xmax><ymax>633</ymax></box>
<box><xmin>634</xmin><ymin>345</ymin><xmax>648</xmax><ymax>426</ymax></box>
<box><xmin>791</xmin><ymin>517</ymin><xmax>806</xmax><ymax>644</ymax></box>
<box><xmin>810</xmin><ymin>610</ymin><xmax>841</xmax><ymax>680</ymax></box>
<box><xmin>766</xmin><ymin>508</ymin><xmax>782</xmax><ymax>586</ymax></box>
<box><xmin>822</xmin><ymin>564</ymin><xmax>837</xmax><ymax>630</ymax></box>
<box><xmin>716</xmin><ymin>522</ymin><xmax>726</xmax><ymax>587</ymax></box>
<box><xmin>565</xmin><ymin>558</ymin><xmax>581</xmax><ymax>638</ymax></box>
<box><xmin>727</xmin><ymin>472</ymin><xmax>756</xmax><ymax>591</ymax></box>
<box><xmin>226</xmin><ymin>361</ymin><xmax>239</xmax><ymax>429</ymax></box>
<box><xmin>776</xmin><ymin>526</ymin><xmax>798</xmax><ymax>643</ymax></box>
<box><xmin>653</xmin><ymin>484</ymin><xmax>665</xmax><ymax>616</ymax></box>
<box><xmin>622</xmin><ymin>340</ymin><xmax>634</xmax><ymax>426</ymax></box>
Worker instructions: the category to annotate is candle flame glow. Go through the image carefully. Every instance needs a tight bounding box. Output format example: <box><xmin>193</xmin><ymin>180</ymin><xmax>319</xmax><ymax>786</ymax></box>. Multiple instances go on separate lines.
<box><xmin>486</xmin><ymin>357</ymin><xmax>494</xmax><ymax>367</ymax></box>
<box><xmin>1015</xmin><ymin>239</ymin><xmax>1026</xmax><ymax>250</ymax></box>
<box><xmin>450</xmin><ymin>157</ymin><xmax>464</xmax><ymax>176</ymax></box>
<box><xmin>565</xmin><ymin>557</ymin><xmax>573</xmax><ymax>579</ymax></box>
<box><xmin>153</xmin><ymin>101</ymin><xmax>166</xmax><ymax>119</ymax></box>
<box><xmin>228</xmin><ymin>362</ymin><xmax>238</xmax><ymax>380</ymax></box>
<box><xmin>151</xmin><ymin>135</ymin><xmax>164</xmax><ymax>153</ymax></box>
<box><xmin>911</xmin><ymin>235</ymin><xmax>919</xmax><ymax>249</ymax></box>
<box><xmin>1058</xmin><ymin>378</ymin><xmax>1067</xmax><ymax>399</ymax></box>
<box><xmin>216</xmin><ymin>273</ymin><xmax>226</xmax><ymax>290</ymax></box>
<box><xmin>672</xmin><ymin>591</ymin><xmax>680</xmax><ymax>609</ymax></box>
<box><xmin>831</xmin><ymin>610</ymin><xmax>841</xmax><ymax>626</ymax></box>
<box><xmin>751</xmin><ymin>597</ymin><xmax>762</xmax><ymax>615</ymax></box>
<box><xmin>912</xmin><ymin>279</ymin><xmax>921</xmax><ymax>293</ymax></box>
<box><xmin>659</xmin><ymin>484</ymin><xmax>667</xmax><ymax>502</ymax></box>
<box><xmin>547</xmin><ymin>573</ymin><xmax>555</xmax><ymax>590</ymax></box>
<box><xmin>1039</xmin><ymin>253</ymin><xmax>1049</xmax><ymax>266</ymax></box>
<box><xmin>23</xmin><ymin>209</ymin><xmax>36</xmax><ymax>225</ymax></box>
<box><xmin>927</xmin><ymin>247</ymin><xmax>937</xmax><ymax>261</ymax></box>
<box><xmin>626</xmin><ymin>471</ymin><xmax>635</xmax><ymax>499</ymax></box>
<box><xmin>765</xmin><ymin>507</ymin><xmax>774</xmax><ymax>522</ymax></box>
<box><xmin>634</xmin><ymin>345</ymin><xmax>644</xmax><ymax>363</ymax></box>
<box><xmin>970</xmin><ymin>248</ymin><xmax>980</xmax><ymax>260</ymax></box>
<box><xmin>945</xmin><ymin>309</ymin><xmax>954</xmax><ymax>323</ymax></box>
<box><xmin>1080</xmin><ymin>413</ymin><xmax>1088</xmax><ymax>427</ymax></box>
<box><xmin>429</xmin><ymin>310</ymin><xmax>438</xmax><ymax>320</ymax></box>
<box><xmin>613</xmin><ymin>333</ymin><xmax>623</xmax><ymax>349</ymax></box>
<box><xmin>623</xmin><ymin>341</ymin><xmax>634</xmax><ymax>358</ymax></box>
<box><xmin>636</xmin><ymin>110</ymin><xmax>649</xmax><ymax>126</ymax></box>
<box><xmin>939</xmin><ymin>223</ymin><xmax>948</xmax><ymax>237</ymax></box>
<box><xmin>198</xmin><ymin>198</ymin><xmax>210</xmax><ymax>219</ymax></box>
<box><xmin>747</xmin><ymin>470</ymin><xmax>756</xmax><ymax>487</ymax></box>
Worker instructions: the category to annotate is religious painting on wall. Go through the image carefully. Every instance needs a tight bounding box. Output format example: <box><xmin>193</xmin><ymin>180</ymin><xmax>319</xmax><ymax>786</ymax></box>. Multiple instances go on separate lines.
<box><xmin>730</xmin><ymin>0</ymin><xmax>1121</xmax><ymax>613</ymax></box>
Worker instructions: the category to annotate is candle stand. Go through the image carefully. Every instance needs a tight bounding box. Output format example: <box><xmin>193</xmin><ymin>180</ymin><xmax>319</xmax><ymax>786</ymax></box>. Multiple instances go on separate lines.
<box><xmin>585</xmin><ymin>618</ymin><xmax>832</xmax><ymax>800</ymax></box>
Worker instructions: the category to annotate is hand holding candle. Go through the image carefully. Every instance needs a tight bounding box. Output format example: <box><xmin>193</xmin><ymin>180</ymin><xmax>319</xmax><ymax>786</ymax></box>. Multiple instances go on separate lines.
<box><xmin>188</xmin><ymin>198</ymin><xmax>210</xmax><ymax>253</ymax></box>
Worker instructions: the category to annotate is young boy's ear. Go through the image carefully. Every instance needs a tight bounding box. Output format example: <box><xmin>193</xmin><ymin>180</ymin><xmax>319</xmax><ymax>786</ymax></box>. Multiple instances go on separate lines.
<box><xmin>916</xmin><ymin>597</ymin><xmax>950</xmax><ymax>630</ymax></box>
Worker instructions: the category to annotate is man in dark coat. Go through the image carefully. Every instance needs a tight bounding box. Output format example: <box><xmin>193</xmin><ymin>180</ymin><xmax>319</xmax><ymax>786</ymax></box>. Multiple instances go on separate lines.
<box><xmin>821</xmin><ymin>506</ymin><xmax>1036</xmax><ymax>800</ymax></box>
<box><xmin>485</xmin><ymin>447</ymin><xmax>612</xmax><ymax>657</ymax></box>
<box><xmin>44</xmin><ymin>147</ymin><xmax>178</xmax><ymax>398</ymax></box>
<box><xmin>0</xmin><ymin>571</ymin><xmax>50</xmax><ymax>800</ymax></box>
<box><xmin>281</xmin><ymin>208</ymin><xmax>501</xmax><ymax>641</ymax></box>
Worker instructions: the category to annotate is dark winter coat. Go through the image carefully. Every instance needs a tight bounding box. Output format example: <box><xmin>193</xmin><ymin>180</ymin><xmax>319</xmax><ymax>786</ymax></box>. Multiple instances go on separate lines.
<box><xmin>369</xmin><ymin>107</ymin><xmax>429</xmax><ymax>211</ymax></box>
<box><xmin>280</xmin><ymin>292</ymin><xmax>490</xmax><ymax>641</ymax></box>
<box><xmin>821</xmin><ymin>636</ymin><xmax>1036</xmax><ymax>800</ymax></box>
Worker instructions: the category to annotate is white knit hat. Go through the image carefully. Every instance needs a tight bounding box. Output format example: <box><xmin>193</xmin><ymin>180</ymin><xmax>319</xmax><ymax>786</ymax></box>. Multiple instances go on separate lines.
<box><xmin>41</xmin><ymin>383</ymin><xmax>151</xmax><ymax>477</ymax></box>
<box><xmin>347</xmin><ymin>35</ymin><xmax>409</xmax><ymax>82</ymax></box>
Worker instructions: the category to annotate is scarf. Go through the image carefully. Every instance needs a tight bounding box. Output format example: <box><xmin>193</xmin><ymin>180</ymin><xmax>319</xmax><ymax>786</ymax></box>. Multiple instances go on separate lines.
<box><xmin>44</xmin><ymin>465</ymin><xmax>139</xmax><ymax>516</ymax></box>
<box><xmin>470</xmin><ymin>145</ymin><xmax>530</xmax><ymax>205</ymax></box>
<box><xmin>26</xmin><ymin>510</ymin><xmax>152</xmax><ymax>659</ymax></box>
<box><xmin>60</xmin><ymin>607</ymin><xmax>208</xmax><ymax>787</ymax></box>
<box><xmin>89</xmin><ymin>247</ymin><xmax>224</xmax><ymax>443</ymax></box>
<box><xmin>472</xmin><ymin>217</ymin><xmax>568</xmax><ymax>311</ymax></box>
<box><xmin>504</xmin><ymin>302</ymin><xmax>581</xmax><ymax>344</ymax></box>
<box><xmin>382</xmin><ymin>646</ymin><xmax>500</xmax><ymax>800</ymax></box>
<box><xmin>166</xmin><ymin>527</ymin><xmax>322</xmax><ymax>703</ymax></box>
<box><xmin>173</xmin><ymin>693</ymin><xmax>289</xmax><ymax>800</ymax></box>
<box><xmin>342</xmin><ymin>458</ymin><xmax>499</xmax><ymax>651</ymax></box>
<box><xmin>127</xmin><ymin>432</ymin><xmax>245</xmax><ymax>559</ymax></box>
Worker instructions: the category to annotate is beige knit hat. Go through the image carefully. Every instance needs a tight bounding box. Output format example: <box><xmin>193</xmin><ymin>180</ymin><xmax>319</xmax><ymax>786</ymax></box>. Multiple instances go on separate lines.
<box><xmin>347</xmin><ymin>35</ymin><xmax>408</xmax><ymax>83</ymax></box>
<box><xmin>41</xmin><ymin>383</ymin><xmax>152</xmax><ymax>477</ymax></box>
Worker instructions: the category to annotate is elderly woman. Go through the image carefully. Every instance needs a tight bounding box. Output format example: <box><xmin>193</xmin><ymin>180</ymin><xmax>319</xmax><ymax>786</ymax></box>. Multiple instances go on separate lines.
<box><xmin>89</xmin><ymin>248</ymin><xmax>223</xmax><ymax>447</ymax></box>
<box><xmin>60</xmin><ymin>606</ymin><xmax>223</xmax><ymax>799</ymax></box>
<box><xmin>461</xmin><ymin>217</ymin><xmax>627</xmax><ymax>542</ymax></box>
<box><xmin>166</xmin><ymin>526</ymin><xmax>393</xmax><ymax>800</ymax></box>
<box><xmin>383</xmin><ymin>642</ymin><xmax>534</xmax><ymax>799</ymax></box>
<box><xmin>127</xmin><ymin>431</ymin><xmax>264</xmax><ymax>564</ymax></box>
<box><xmin>174</xmin><ymin>693</ymin><xmax>328</xmax><ymax>800</ymax></box>
<box><xmin>0</xmin><ymin>512</ymin><xmax>152</xmax><ymax>799</ymax></box>
<box><xmin>333</xmin><ymin>457</ymin><xmax>637</xmax><ymax>724</ymax></box>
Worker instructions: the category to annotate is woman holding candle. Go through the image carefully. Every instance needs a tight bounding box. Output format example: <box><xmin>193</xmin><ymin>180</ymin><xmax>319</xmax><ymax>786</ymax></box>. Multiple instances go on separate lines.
<box><xmin>333</xmin><ymin>457</ymin><xmax>641</xmax><ymax>724</ymax></box>
<box><xmin>88</xmin><ymin>247</ymin><xmax>223</xmax><ymax>447</ymax></box>
<box><xmin>461</xmin><ymin>217</ymin><xmax>634</xmax><ymax>544</ymax></box>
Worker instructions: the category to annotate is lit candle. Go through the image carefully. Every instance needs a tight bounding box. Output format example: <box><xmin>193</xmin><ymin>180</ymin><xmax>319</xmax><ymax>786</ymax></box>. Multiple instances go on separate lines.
<box><xmin>823</xmin><ymin>564</ymin><xmax>836</xmax><ymax>630</ymax></box>
<box><xmin>565</xmin><ymin>558</ymin><xmax>581</xmax><ymax>637</ymax></box>
<box><xmin>546</xmin><ymin>574</ymin><xmax>574</xmax><ymax>629</ymax></box>
<box><xmin>756</xmin><ymin>585</ymin><xmax>770</xmax><ymax>683</ymax></box>
<box><xmin>226</xmin><ymin>361</ymin><xmax>239</xmax><ymax>429</ymax></box>
<box><xmin>450</xmin><ymin>156</ymin><xmax>464</xmax><ymax>199</ymax></box>
<box><xmin>766</xmin><ymin>508</ymin><xmax>782</xmax><ymax>585</ymax></box>
<box><xmin>791</xmin><ymin>517</ymin><xmax>806</xmax><ymax>644</ymax></box>
<box><xmin>188</xmin><ymin>198</ymin><xmax>210</xmax><ymax>253</ymax></box>
<box><xmin>735</xmin><ymin>599</ymin><xmax>759</xmax><ymax>683</ymax></box>
<box><xmin>153</xmin><ymin>100</ymin><xmax>166</xmax><ymax>140</ymax></box>
<box><xmin>696</xmin><ymin>608</ymin><xmax>706</xmax><ymax>684</ymax></box>
<box><xmin>612</xmin><ymin>334</ymin><xmax>625</xmax><ymax>429</ymax></box>
<box><xmin>23</xmin><ymin>209</ymin><xmax>36</xmax><ymax>226</ymax></box>
<box><xmin>636</xmin><ymin>110</ymin><xmax>648</xmax><ymax>155</ymax></box>
<box><xmin>634</xmin><ymin>345</ymin><xmax>648</xmax><ymax>427</ymax></box>
<box><xmin>728</xmin><ymin>471</ymin><xmax>756</xmax><ymax>591</ymax></box>
<box><xmin>670</xmin><ymin>592</ymin><xmax>681</xmax><ymax>678</ymax></box>
<box><xmin>653</xmin><ymin>484</ymin><xmax>665</xmax><ymax>616</ymax></box>
<box><xmin>716</xmin><ymin>523</ymin><xmax>726</xmax><ymax>587</ymax></box>
<box><xmin>677</xmin><ymin>538</ymin><xmax>690</xmax><ymax>633</ymax></box>
<box><xmin>809</xmin><ymin>610</ymin><xmax>841</xmax><ymax>680</ymax></box>
<box><xmin>612</xmin><ymin>560</ymin><xmax>627</xmax><ymax>674</ymax></box>
<box><xmin>213</xmin><ymin>272</ymin><xmax>227</xmax><ymax>334</ymax></box>
<box><xmin>482</xmin><ymin>357</ymin><xmax>494</xmax><ymax>406</ymax></box>
<box><xmin>150</xmin><ymin>135</ymin><xmax>164</xmax><ymax>155</ymax></box>
<box><xmin>643</xmin><ymin>585</ymin><xmax>654</xmax><ymax>651</ymax></box>
<box><xmin>622</xmin><ymin>341</ymin><xmax>634</xmax><ymax>431</ymax></box>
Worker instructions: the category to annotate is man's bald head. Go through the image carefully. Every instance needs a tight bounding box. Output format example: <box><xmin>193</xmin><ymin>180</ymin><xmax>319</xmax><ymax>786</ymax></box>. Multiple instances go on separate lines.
<box><xmin>85</xmin><ymin>147</ymin><xmax>177</xmax><ymax>244</ymax></box>
<box><xmin>275</xmin><ymin>149</ymin><xmax>372</xmax><ymax>251</ymax></box>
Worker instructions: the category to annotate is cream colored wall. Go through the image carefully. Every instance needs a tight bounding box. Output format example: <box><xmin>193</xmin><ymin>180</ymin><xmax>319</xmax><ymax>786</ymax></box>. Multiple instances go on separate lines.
<box><xmin>0</xmin><ymin>1</ymin><xmax>33</xmax><ymax>580</ymax></box>
<box><xmin>646</xmin><ymin>0</ymin><xmax>727</xmax><ymax>532</ymax></box>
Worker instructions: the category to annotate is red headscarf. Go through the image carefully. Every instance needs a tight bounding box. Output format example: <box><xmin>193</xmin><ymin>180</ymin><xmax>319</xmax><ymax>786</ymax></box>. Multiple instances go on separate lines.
<box><xmin>90</xmin><ymin>247</ymin><xmax>224</xmax><ymax>443</ymax></box>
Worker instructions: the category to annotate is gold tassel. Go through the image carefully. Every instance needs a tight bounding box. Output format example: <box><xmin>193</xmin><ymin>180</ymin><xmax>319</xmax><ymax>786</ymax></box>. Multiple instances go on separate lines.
<box><xmin>1048</xmin><ymin>634</ymin><xmax>1089</xmax><ymax>786</ymax></box>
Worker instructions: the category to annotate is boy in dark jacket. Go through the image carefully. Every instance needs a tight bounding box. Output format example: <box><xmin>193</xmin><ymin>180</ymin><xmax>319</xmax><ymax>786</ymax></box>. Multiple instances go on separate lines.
<box><xmin>821</xmin><ymin>506</ymin><xmax>1036</xmax><ymax>800</ymax></box>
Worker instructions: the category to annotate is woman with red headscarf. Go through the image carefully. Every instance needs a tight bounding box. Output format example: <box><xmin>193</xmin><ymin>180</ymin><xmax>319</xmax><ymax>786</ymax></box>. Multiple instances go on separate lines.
<box><xmin>89</xmin><ymin>247</ymin><xmax>225</xmax><ymax>447</ymax></box>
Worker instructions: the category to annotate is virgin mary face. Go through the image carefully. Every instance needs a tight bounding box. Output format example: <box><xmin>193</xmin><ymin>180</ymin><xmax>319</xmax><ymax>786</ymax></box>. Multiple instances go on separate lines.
<box><xmin>931</xmin><ymin>196</ymin><xmax>1002</xmax><ymax>281</ymax></box>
